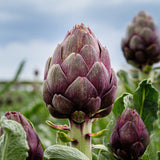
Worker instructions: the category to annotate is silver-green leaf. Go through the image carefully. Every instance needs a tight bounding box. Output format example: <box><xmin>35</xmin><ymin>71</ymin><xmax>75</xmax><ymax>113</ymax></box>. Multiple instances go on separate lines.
<box><xmin>44</xmin><ymin>144</ymin><xmax>90</xmax><ymax>160</ymax></box>
<box><xmin>0</xmin><ymin>116</ymin><xmax>29</xmax><ymax>160</ymax></box>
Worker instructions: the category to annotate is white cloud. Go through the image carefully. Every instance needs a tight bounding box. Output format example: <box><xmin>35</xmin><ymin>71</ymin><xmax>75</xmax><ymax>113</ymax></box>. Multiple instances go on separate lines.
<box><xmin>88</xmin><ymin>22</ymin><xmax>127</xmax><ymax>71</ymax></box>
<box><xmin>0</xmin><ymin>40</ymin><xmax>59</xmax><ymax>80</ymax></box>
<box><xmin>0</xmin><ymin>0</ymin><xmax>93</xmax><ymax>15</ymax></box>
<box><xmin>99</xmin><ymin>0</ymin><xmax>160</xmax><ymax>5</ymax></box>
<box><xmin>0</xmin><ymin>12</ymin><xmax>21</xmax><ymax>23</ymax></box>
<box><xmin>0</xmin><ymin>23</ymin><xmax>126</xmax><ymax>80</ymax></box>
<box><xmin>0</xmin><ymin>0</ymin><xmax>159</xmax><ymax>80</ymax></box>
<box><xmin>34</xmin><ymin>0</ymin><xmax>93</xmax><ymax>14</ymax></box>
<box><xmin>2</xmin><ymin>0</ymin><xmax>159</xmax><ymax>17</ymax></box>
<box><xmin>22</xmin><ymin>0</ymin><xmax>160</xmax><ymax>13</ymax></box>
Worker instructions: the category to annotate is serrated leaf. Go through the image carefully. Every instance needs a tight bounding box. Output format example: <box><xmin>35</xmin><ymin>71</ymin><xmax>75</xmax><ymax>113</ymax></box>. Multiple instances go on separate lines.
<box><xmin>112</xmin><ymin>93</ymin><xmax>127</xmax><ymax>117</ymax></box>
<box><xmin>44</xmin><ymin>144</ymin><xmax>89</xmax><ymax>160</ymax></box>
<box><xmin>133</xmin><ymin>80</ymin><xmax>159</xmax><ymax>132</ymax></box>
<box><xmin>117</xmin><ymin>69</ymin><xmax>136</xmax><ymax>93</ymax></box>
<box><xmin>142</xmin><ymin>142</ymin><xmax>156</xmax><ymax>160</ymax></box>
<box><xmin>123</xmin><ymin>93</ymin><xmax>134</xmax><ymax>108</ymax></box>
<box><xmin>0</xmin><ymin>116</ymin><xmax>29</xmax><ymax>160</ymax></box>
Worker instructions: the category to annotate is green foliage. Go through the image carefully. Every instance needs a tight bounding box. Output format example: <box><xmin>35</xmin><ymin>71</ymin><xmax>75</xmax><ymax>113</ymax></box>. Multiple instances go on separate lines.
<box><xmin>133</xmin><ymin>80</ymin><xmax>159</xmax><ymax>132</ymax></box>
<box><xmin>92</xmin><ymin>145</ymin><xmax>116</xmax><ymax>160</ymax></box>
<box><xmin>112</xmin><ymin>79</ymin><xmax>159</xmax><ymax>133</ymax></box>
<box><xmin>142</xmin><ymin>129</ymin><xmax>160</xmax><ymax>160</ymax></box>
<box><xmin>112</xmin><ymin>93</ymin><xmax>126</xmax><ymax>117</ymax></box>
<box><xmin>117</xmin><ymin>69</ymin><xmax>138</xmax><ymax>94</ymax></box>
<box><xmin>92</xmin><ymin>113</ymin><xmax>115</xmax><ymax>146</ymax></box>
<box><xmin>157</xmin><ymin>151</ymin><xmax>160</xmax><ymax>160</ymax></box>
<box><xmin>111</xmin><ymin>79</ymin><xmax>160</xmax><ymax>159</ymax></box>
<box><xmin>0</xmin><ymin>61</ymin><xmax>160</xmax><ymax>160</ymax></box>
<box><xmin>0</xmin><ymin>60</ymin><xmax>25</xmax><ymax>97</ymax></box>
<box><xmin>0</xmin><ymin>116</ymin><xmax>29</xmax><ymax>160</ymax></box>
<box><xmin>0</xmin><ymin>83</ymin><xmax>60</xmax><ymax>148</ymax></box>
<box><xmin>44</xmin><ymin>145</ymin><xmax>90</xmax><ymax>160</ymax></box>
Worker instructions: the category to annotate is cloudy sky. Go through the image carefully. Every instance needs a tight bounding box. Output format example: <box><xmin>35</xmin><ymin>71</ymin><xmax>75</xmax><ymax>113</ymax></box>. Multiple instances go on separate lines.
<box><xmin>1</xmin><ymin>0</ymin><xmax>160</xmax><ymax>80</ymax></box>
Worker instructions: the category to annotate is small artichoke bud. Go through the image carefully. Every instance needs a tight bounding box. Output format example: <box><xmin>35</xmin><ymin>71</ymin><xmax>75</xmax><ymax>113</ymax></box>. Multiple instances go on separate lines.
<box><xmin>110</xmin><ymin>108</ymin><xmax>149</xmax><ymax>160</ymax></box>
<box><xmin>122</xmin><ymin>11</ymin><xmax>160</xmax><ymax>72</ymax></box>
<box><xmin>5</xmin><ymin>111</ymin><xmax>43</xmax><ymax>160</ymax></box>
<box><xmin>43</xmin><ymin>23</ymin><xmax>117</xmax><ymax>123</ymax></box>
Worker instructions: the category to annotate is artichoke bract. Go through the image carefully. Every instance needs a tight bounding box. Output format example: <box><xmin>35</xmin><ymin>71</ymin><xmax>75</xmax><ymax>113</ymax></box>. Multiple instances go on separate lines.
<box><xmin>122</xmin><ymin>11</ymin><xmax>160</xmax><ymax>72</ymax></box>
<box><xmin>110</xmin><ymin>108</ymin><xmax>149</xmax><ymax>160</ymax></box>
<box><xmin>5</xmin><ymin>111</ymin><xmax>43</xmax><ymax>160</ymax></box>
<box><xmin>43</xmin><ymin>23</ymin><xmax>117</xmax><ymax>123</ymax></box>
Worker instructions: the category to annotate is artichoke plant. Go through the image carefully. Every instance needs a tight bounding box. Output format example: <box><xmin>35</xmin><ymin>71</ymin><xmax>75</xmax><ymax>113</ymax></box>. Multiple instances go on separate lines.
<box><xmin>43</xmin><ymin>23</ymin><xmax>117</xmax><ymax>123</ymax></box>
<box><xmin>5</xmin><ymin>111</ymin><xmax>43</xmax><ymax>160</ymax></box>
<box><xmin>122</xmin><ymin>11</ymin><xmax>160</xmax><ymax>72</ymax></box>
<box><xmin>110</xmin><ymin>108</ymin><xmax>149</xmax><ymax>160</ymax></box>
<box><xmin>42</xmin><ymin>23</ymin><xmax>117</xmax><ymax>159</ymax></box>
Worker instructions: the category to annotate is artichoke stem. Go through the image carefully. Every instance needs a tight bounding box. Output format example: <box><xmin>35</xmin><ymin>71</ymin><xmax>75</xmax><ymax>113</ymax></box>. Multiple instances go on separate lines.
<box><xmin>139</xmin><ymin>69</ymin><xmax>154</xmax><ymax>82</ymax></box>
<box><xmin>139</xmin><ymin>71</ymin><xmax>149</xmax><ymax>81</ymax></box>
<box><xmin>69</xmin><ymin>119</ymin><xmax>92</xmax><ymax>160</ymax></box>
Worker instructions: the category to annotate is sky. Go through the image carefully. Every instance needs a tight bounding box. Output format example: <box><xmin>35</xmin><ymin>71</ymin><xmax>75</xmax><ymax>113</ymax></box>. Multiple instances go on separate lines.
<box><xmin>1</xmin><ymin>0</ymin><xmax>160</xmax><ymax>80</ymax></box>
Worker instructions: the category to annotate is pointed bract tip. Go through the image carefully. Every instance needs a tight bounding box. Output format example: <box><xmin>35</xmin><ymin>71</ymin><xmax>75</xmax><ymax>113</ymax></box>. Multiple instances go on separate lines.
<box><xmin>81</xmin><ymin>22</ymin><xmax>85</xmax><ymax>28</ymax></box>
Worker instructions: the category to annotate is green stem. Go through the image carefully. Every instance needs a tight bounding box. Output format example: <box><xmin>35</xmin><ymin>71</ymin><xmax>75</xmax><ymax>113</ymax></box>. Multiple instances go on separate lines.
<box><xmin>140</xmin><ymin>87</ymin><xmax>145</xmax><ymax>118</ymax></box>
<box><xmin>139</xmin><ymin>71</ymin><xmax>149</xmax><ymax>81</ymax></box>
<box><xmin>69</xmin><ymin>119</ymin><xmax>92</xmax><ymax>160</ymax></box>
<box><xmin>138</xmin><ymin>70</ymin><xmax>154</xmax><ymax>82</ymax></box>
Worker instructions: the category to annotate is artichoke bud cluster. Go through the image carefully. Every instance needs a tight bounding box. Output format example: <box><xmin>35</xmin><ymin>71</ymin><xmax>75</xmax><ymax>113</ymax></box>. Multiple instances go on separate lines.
<box><xmin>43</xmin><ymin>23</ymin><xmax>117</xmax><ymax>124</ymax></box>
<box><xmin>110</xmin><ymin>108</ymin><xmax>149</xmax><ymax>160</ymax></box>
<box><xmin>122</xmin><ymin>11</ymin><xmax>160</xmax><ymax>71</ymax></box>
<box><xmin>4</xmin><ymin>111</ymin><xmax>43</xmax><ymax>160</ymax></box>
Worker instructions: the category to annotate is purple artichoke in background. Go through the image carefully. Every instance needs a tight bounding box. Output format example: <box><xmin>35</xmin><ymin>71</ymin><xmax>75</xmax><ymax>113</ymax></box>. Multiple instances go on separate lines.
<box><xmin>43</xmin><ymin>23</ymin><xmax>117</xmax><ymax>123</ymax></box>
<box><xmin>110</xmin><ymin>108</ymin><xmax>149</xmax><ymax>160</ymax></box>
<box><xmin>5</xmin><ymin>111</ymin><xmax>43</xmax><ymax>160</ymax></box>
<box><xmin>122</xmin><ymin>11</ymin><xmax>160</xmax><ymax>72</ymax></box>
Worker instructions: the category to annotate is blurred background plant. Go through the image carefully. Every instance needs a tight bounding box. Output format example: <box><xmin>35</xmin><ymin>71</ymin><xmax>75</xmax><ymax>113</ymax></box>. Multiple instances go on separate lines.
<box><xmin>118</xmin><ymin>11</ymin><xmax>160</xmax><ymax>95</ymax></box>
<box><xmin>0</xmin><ymin>60</ymin><xmax>65</xmax><ymax>148</ymax></box>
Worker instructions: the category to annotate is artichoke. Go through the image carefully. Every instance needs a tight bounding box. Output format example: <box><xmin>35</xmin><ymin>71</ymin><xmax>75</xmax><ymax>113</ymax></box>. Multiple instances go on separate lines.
<box><xmin>110</xmin><ymin>108</ymin><xmax>149</xmax><ymax>160</ymax></box>
<box><xmin>5</xmin><ymin>111</ymin><xmax>43</xmax><ymax>160</ymax></box>
<box><xmin>122</xmin><ymin>11</ymin><xmax>160</xmax><ymax>72</ymax></box>
<box><xmin>43</xmin><ymin>23</ymin><xmax>117</xmax><ymax>123</ymax></box>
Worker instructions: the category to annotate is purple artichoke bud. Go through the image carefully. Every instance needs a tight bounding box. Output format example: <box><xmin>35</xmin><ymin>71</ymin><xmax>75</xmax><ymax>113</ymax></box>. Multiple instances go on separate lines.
<box><xmin>122</xmin><ymin>11</ymin><xmax>160</xmax><ymax>71</ymax></box>
<box><xmin>5</xmin><ymin>111</ymin><xmax>43</xmax><ymax>160</ymax></box>
<box><xmin>43</xmin><ymin>23</ymin><xmax>117</xmax><ymax>123</ymax></box>
<box><xmin>110</xmin><ymin>108</ymin><xmax>149</xmax><ymax>160</ymax></box>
